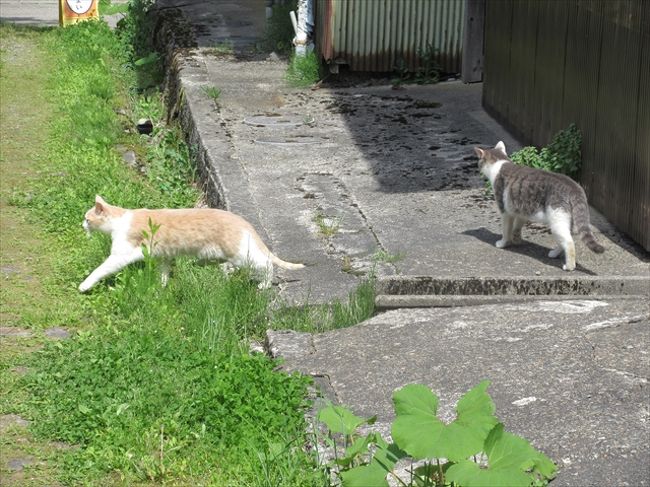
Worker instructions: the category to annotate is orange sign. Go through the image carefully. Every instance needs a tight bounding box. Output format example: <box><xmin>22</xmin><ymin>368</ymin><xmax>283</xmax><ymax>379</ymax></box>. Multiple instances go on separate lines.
<box><xmin>59</xmin><ymin>0</ymin><xmax>99</xmax><ymax>26</ymax></box>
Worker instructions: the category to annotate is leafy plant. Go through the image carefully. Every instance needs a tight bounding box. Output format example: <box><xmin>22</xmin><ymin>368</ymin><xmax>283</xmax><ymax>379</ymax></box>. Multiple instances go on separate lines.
<box><xmin>371</xmin><ymin>249</ymin><xmax>405</xmax><ymax>264</ymax></box>
<box><xmin>314</xmin><ymin>212</ymin><xmax>340</xmax><ymax>238</ymax></box>
<box><xmin>205</xmin><ymin>41</ymin><xmax>234</xmax><ymax>56</ymax></box>
<box><xmin>511</xmin><ymin>124</ymin><xmax>582</xmax><ymax>179</ymax></box>
<box><xmin>392</xmin><ymin>44</ymin><xmax>441</xmax><ymax>87</ymax></box>
<box><xmin>261</xmin><ymin>0</ymin><xmax>298</xmax><ymax>54</ymax></box>
<box><xmin>414</xmin><ymin>43</ymin><xmax>441</xmax><ymax>85</ymax></box>
<box><xmin>286</xmin><ymin>51</ymin><xmax>321</xmax><ymax>87</ymax></box>
<box><xmin>201</xmin><ymin>85</ymin><xmax>222</xmax><ymax>102</ymax></box>
<box><xmin>318</xmin><ymin>381</ymin><xmax>557</xmax><ymax>487</ymax></box>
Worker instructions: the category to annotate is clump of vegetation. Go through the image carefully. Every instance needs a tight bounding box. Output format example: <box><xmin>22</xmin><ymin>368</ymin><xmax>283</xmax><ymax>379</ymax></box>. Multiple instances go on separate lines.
<box><xmin>286</xmin><ymin>51</ymin><xmax>322</xmax><ymax>87</ymax></box>
<box><xmin>314</xmin><ymin>212</ymin><xmax>341</xmax><ymax>238</ymax></box>
<box><xmin>511</xmin><ymin>124</ymin><xmax>582</xmax><ymax>179</ymax></box>
<box><xmin>261</xmin><ymin>0</ymin><xmax>298</xmax><ymax>54</ymax></box>
<box><xmin>392</xmin><ymin>43</ymin><xmax>441</xmax><ymax>88</ymax></box>
<box><xmin>318</xmin><ymin>381</ymin><xmax>557</xmax><ymax>487</ymax></box>
<box><xmin>206</xmin><ymin>41</ymin><xmax>234</xmax><ymax>56</ymax></box>
<box><xmin>98</xmin><ymin>0</ymin><xmax>129</xmax><ymax>16</ymax></box>
<box><xmin>201</xmin><ymin>85</ymin><xmax>221</xmax><ymax>102</ymax></box>
<box><xmin>371</xmin><ymin>249</ymin><xmax>405</xmax><ymax>264</ymax></box>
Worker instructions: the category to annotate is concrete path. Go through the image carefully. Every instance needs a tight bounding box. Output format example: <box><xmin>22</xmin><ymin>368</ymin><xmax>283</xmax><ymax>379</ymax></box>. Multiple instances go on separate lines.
<box><xmin>268</xmin><ymin>298</ymin><xmax>650</xmax><ymax>486</ymax></box>
<box><xmin>152</xmin><ymin>1</ymin><xmax>650</xmax><ymax>485</ymax></box>
<box><xmin>0</xmin><ymin>0</ymin><xmax>126</xmax><ymax>28</ymax></box>
<box><xmin>158</xmin><ymin>0</ymin><xmax>649</xmax><ymax>305</ymax></box>
<box><xmin>0</xmin><ymin>0</ymin><xmax>58</xmax><ymax>26</ymax></box>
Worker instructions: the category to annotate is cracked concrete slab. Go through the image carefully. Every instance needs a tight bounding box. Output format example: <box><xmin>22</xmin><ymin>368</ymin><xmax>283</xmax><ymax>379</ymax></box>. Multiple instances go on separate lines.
<box><xmin>156</xmin><ymin>1</ymin><xmax>649</xmax><ymax>303</ymax></box>
<box><xmin>268</xmin><ymin>297</ymin><xmax>650</xmax><ymax>486</ymax></box>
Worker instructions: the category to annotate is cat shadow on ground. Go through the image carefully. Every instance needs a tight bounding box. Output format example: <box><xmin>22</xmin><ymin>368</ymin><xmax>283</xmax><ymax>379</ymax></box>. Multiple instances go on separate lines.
<box><xmin>462</xmin><ymin>227</ymin><xmax>598</xmax><ymax>276</ymax></box>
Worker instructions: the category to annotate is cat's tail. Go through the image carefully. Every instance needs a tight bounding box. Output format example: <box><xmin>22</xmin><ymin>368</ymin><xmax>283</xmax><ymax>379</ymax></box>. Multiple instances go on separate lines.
<box><xmin>572</xmin><ymin>200</ymin><xmax>605</xmax><ymax>254</ymax></box>
<box><xmin>270</xmin><ymin>253</ymin><xmax>305</xmax><ymax>270</ymax></box>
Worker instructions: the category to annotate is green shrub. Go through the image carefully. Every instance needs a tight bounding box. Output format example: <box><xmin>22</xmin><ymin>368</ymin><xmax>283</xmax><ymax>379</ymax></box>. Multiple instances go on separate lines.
<box><xmin>261</xmin><ymin>0</ymin><xmax>298</xmax><ymax>54</ymax></box>
<box><xmin>286</xmin><ymin>51</ymin><xmax>321</xmax><ymax>87</ymax></box>
<box><xmin>318</xmin><ymin>381</ymin><xmax>557</xmax><ymax>487</ymax></box>
<box><xmin>511</xmin><ymin>124</ymin><xmax>582</xmax><ymax>179</ymax></box>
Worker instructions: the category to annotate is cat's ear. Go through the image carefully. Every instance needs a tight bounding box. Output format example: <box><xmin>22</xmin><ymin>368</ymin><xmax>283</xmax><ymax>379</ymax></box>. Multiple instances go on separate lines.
<box><xmin>495</xmin><ymin>141</ymin><xmax>507</xmax><ymax>155</ymax></box>
<box><xmin>94</xmin><ymin>195</ymin><xmax>106</xmax><ymax>214</ymax></box>
<box><xmin>474</xmin><ymin>147</ymin><xmax>485</xmax><ymax>159</ymax></box>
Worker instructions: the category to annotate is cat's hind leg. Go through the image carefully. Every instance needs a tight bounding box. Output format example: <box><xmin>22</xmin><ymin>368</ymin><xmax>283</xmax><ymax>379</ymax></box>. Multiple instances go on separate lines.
<box><xmin>511</xmin><ymin>217</ymin><xmax>526</xmax><ymax>244</ymax></box>
<box><xmin>548</xmin><ymin>246</ymin><xmax>563</xmax><ymax>259</ymax></box>
<box><xmin>79</xmin><ymin>247</ymin><xmax>144</xmax><ymax>292</ymax></box>
<box><xmin>548</xmin><ymin>210</ymin><xmax>576</xmax><ymax>271</ymax></box>
<box><xmin>496</xmin><ymin>213</ymin><xmax>515</xmax><ymax>248</ymax></box>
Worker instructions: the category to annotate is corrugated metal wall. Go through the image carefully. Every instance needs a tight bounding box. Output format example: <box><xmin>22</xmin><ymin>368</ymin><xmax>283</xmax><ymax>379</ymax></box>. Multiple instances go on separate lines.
<box><xmin>315</xmin><ymin>0</ymin><xmax>465</xmax><ymax>73</ymax></box>
<box><xmin>483</xmin><ymin>0</ymin><xmax>650</xmax><ymax>251</ymax></box>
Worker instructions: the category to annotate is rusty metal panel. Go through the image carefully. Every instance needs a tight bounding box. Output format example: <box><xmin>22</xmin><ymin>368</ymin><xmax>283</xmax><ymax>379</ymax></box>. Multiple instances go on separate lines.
<box><xmin>315</xmin><ymin>0</ymin><xmax>465</xmax><ymax>73</ymax></box>
<box><xmin>483</xmin><ymin>0</ymin><xmax>649</xmax><ymax>250</ymax></box>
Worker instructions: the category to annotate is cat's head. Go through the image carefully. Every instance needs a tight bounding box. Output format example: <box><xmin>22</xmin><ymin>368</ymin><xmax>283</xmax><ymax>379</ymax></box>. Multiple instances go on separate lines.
<box><xmin>474</xmin><ymin>141</ymin><xmax>509</xmax><ymax>173</ymax></box>
<box><xmin>83</xmin><ymin>195</ymin><xmax>120</xmax><ymax>234</ymax></box>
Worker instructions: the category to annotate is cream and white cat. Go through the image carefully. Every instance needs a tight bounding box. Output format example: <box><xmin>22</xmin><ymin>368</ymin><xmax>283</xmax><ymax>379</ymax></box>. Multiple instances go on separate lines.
<box><xmin>475</xmin><ymin>141</ymin><xmax>604</xmax><ymax>271</ymax></box>
<box><xmin>79</xmin><ymin>196</ymin><xmax>304</xmax><ymax>292</ymax></box>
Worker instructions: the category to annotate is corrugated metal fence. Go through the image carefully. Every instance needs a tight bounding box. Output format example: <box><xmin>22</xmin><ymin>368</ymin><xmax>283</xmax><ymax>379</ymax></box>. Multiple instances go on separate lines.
<box><xmin>483</xmin><ymin>0</ymin><xmax>649</xmax><ymax>250</ymax></box>
<box><xmin>315</xmin><ymin>0</ymin><xmax>465</xmax><ymax>73</ymax></box>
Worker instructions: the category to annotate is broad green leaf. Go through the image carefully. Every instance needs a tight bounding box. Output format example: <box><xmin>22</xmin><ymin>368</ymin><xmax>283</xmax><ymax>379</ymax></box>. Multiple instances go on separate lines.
<box><xmin>484</xmin><ymin>423</ymin><xmax>557</xmax><ymax>481</ymax></box>
<box><xmin>413</xmin><ymin>462</ymin><xmax>452</xmax><ymax>487</ymax></box>
<box><xmin>317</xmin><ymin>404</ymin><xmax>366</xmax><ymax>435</ymax></box>
<box><xmin>336</xmin><ymin>433</ymin><xmax>375</xmax><ymax>467</ymax></box>
<box><xmin>446</xmin><ymin>423</ymin><xmax>557</xmax><ymax>487</ymax></box>
<box><xmin>341</xmin><ymin>439</ymin><xmax>405</xmax><ymax>487</ymax></box>
<box><xmin>391</xmin><ymin>381</ymin><xmax>497</xmax><ymax>461</ymax></box>
<box><xmin>446</xmin><ymin>459</ymin><xmax>531</xmax><ymax>487</ymax></box>
<box><xmin>341</xmin><ymin>463</ymin><xmax>388</xmax><ymax>487</ymax></box>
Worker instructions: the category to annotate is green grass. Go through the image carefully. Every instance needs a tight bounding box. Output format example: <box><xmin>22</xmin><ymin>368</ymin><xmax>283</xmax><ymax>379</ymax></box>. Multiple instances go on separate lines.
<box><xmin>314</xmin><ymin>212</ymin><xmax>340</xmax><ymax>238</ymax></box>
<box><xmin>201</xmin><ymin>85</ymin><xmax>222</xmax><ymax>102</ymax></box>
<box><xmin>261</xmin><ymin>0</ymin><xmax>297</xmax><ymax>54</ymax></box>
<box><xmin>286</xmin><ymin>51</ymin><xmax>321</xmax><ymax>88</ymax></box>
<box><xmin>1</xmin><ymin>17</ymin><xmax>374</xmax><ymax>486</ymax></box>
<box><xmin>99</xmin><ymin>0</ymin><xmax>130</xmax><ymax>16</ymax></box>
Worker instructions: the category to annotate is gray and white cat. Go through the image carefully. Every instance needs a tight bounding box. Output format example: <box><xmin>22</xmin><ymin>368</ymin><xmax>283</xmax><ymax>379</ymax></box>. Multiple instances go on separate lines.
<box><xmin>474</xmin><ymin>141</ymin><xmax>604</xmax><ymax>271</ymax></box>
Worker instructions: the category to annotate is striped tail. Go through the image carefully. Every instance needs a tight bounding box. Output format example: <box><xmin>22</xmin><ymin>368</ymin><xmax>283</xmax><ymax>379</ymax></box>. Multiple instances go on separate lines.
<box><xmin>572</xmin><ymin>198</ymin><xmax>605</xmax><ymax>254</ymax></box>
<box><xmin>580</xmin><ymin>227</ymin><xmax>605</xmax><ymax>253</ymax></box>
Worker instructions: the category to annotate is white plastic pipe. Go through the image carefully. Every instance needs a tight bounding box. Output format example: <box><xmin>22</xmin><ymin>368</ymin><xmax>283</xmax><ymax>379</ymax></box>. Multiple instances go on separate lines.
<box><xmin>291</xmin><ymin>0</ymin><xmax>314</xmax><ymax>56</ymax></box>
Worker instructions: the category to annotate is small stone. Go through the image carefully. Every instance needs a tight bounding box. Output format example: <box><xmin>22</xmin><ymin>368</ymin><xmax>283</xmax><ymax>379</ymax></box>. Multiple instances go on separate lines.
<box><xmin>136</xmin><ymin>118</ymin><xmax>153</xmax><ymax>135</ymax></box>
<box><xmin>44</xmin><ymin>327</ymin><xmax>71</xmax><ymax>340</ymax></box>
<box><xmin>0</xmin><ymin>327</ymin><xmax>33</xmax><ymax>338</ymax></box>
<box><xmin>0</xmin><ymin>414</ymin><xmax>30</xmax><ymax>432</ymax></box>
<box><xmin>8</xmin><ymin>457</ymin><xmax>33</xmax><ymax>472</ymax></box>
<box><xmin>122</xmin><ymin>150</ymin><xmax>137</xmax><ymax>167</ymax></box>
<box><xmin>267</xmin><ymin>51</ymin><xmax>280</xmax><ymax>62</ymax></box>
<box><xmin>1</xmin><ymin>265</ymin><xmax>21</xmax><ymax>276</ymax></box>
<box><xmin>535</xmin><ymin>271</ymin><xmax>541</xmax><ymax>276</ymax></box>
<box><xmin>11</xmin><ymin>366</ymin><xmax>30</xmax><ymax>376</ymax></box>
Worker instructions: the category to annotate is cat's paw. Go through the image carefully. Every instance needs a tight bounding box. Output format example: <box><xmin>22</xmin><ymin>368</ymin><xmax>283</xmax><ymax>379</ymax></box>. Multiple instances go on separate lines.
<box><xmin>548</xmin><ymin>248</ymin><xmax>562</xmax><ymax>258</ymax></box>
<box><xmin>78</xmin><ymin>281</ymin><xmax>92</xmax><ymax>293</ymax></box>
<box><xmin>562</xmin><ymin>262</ymin><xmax>576</xmax><ymax>271</ymax></box>
<box><xmin>511</xmin><ymin>235</ymin><xmax>523</xmax><ymax>245</ymax></box>
<box><xmin>495</xmin><ymin>239</ymin><xmax>508</xmax><ymax>249</ymax></box>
